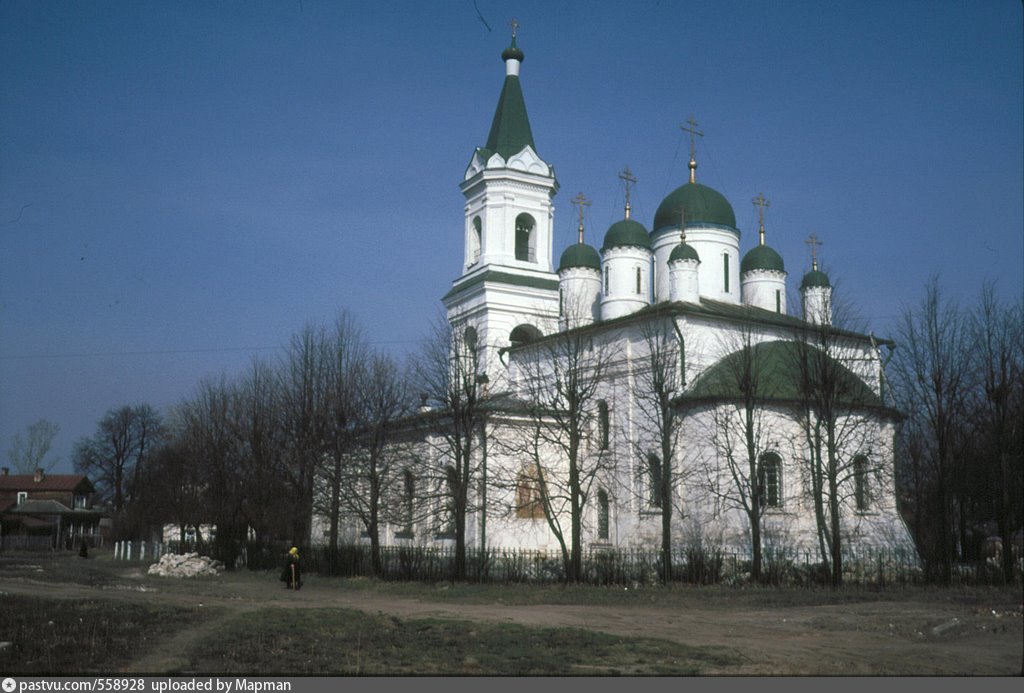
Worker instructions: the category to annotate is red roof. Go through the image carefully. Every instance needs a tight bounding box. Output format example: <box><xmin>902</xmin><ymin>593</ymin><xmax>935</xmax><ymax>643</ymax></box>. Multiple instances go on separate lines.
<box><xmin>0</xmin><ymin>473</ymin><xmax>93</xmax><ymax>493</ymax></box>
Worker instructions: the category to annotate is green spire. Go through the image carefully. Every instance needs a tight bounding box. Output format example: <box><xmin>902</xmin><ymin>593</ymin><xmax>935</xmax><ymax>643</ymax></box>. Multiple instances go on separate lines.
<box><xmin>484</xmin><ymin>32</ymin><xmax>536</xmax><ymax>160</ymax></box>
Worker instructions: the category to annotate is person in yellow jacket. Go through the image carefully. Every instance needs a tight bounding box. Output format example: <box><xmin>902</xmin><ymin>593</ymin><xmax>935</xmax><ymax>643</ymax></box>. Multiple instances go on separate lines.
<box><xmin>280</xmin><ymin>546</ymin><xmax>301</xmax><ymax>590</ymax></box>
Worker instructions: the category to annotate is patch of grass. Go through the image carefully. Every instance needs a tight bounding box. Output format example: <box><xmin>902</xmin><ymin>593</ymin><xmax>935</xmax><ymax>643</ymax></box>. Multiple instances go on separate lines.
<box><xmin>186</xmin><ymin>608</ymin><xmax>739</xmax><ymax>675</ymax></box>
<box><xmin>0</xmin><ymin>595</ymin><xmax>219</xmax><ymax>674</ymax></box>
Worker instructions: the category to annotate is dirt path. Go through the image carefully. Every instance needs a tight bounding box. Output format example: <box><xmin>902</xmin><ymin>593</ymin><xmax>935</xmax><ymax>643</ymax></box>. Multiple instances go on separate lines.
<box><xmin>2</xmin><ymin>569</ymin><xmax>1021</xmax><ymax>675</ymax></box>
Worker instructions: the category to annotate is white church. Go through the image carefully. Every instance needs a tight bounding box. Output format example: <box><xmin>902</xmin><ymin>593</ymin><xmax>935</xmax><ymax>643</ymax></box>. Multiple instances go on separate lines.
<box><xmin>318</xmin><ymin>33</ymin><xmax>917</xmax><ymax>565</ymax></box>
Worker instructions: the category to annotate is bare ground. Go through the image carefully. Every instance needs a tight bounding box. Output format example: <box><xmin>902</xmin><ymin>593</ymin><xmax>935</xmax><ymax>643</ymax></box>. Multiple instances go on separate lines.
<box><xmin>1</xmin><ymin>555</ymin><xmax>1020</xmax><ymax>675</ymax></box>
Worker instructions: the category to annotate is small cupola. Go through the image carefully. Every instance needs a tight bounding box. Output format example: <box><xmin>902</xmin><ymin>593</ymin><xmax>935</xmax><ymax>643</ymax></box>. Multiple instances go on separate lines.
<box><xmin>558</xmin><ymin>192</ymin><xmax>602</xmax><ymax>328</ymax></box>
<box><xmin>668</xmin><ymin>208</ymin><xmax>701</xmax><ymax>303</ymax></box>
<box><xmin>601</xmin><ymin>174</ymin><xmax>653</xmax><ymax>320</ymax></box>
<box><xmin>800</xmin><ymin>233</ymin><xmax>832</xmax><ymax>324</ymax></box>
<box><xmin>740</xmin><ymin>193</ymin><xmax>787</xmax><ymax>313</ymax></box>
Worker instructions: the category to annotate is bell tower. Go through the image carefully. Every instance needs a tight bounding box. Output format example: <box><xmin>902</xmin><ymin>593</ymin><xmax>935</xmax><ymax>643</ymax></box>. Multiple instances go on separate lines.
<box><xmin>443</xmin><ymin>25</ymin><xmax>560</xmax><ymax>384</ymax></box>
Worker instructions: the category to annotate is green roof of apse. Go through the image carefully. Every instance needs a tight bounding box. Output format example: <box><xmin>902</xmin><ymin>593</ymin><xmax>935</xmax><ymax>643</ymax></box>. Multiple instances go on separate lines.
<box><xmin>683</xmin><ymin>339</ymin><xmax>881</xmax><ymax>407</ymax></box>
<box><xmin>669</xmin><ymin>242</ymin><xmax>700</xmax><ymax>263</ymax></box>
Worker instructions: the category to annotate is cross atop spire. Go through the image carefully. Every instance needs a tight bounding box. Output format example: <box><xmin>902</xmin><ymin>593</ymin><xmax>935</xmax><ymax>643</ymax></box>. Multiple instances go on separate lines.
<box><xmin>805</xmin><ymin>233</ymin><xmax>823</xmax><ymax>270</ymax></box>
<box><xmin>680</xmin><ymin>115</ymin><xmax>704</xmax><ymax>183</ymax></box>
<box><xmin>618</xmin><ymin>166</ymin><xmax>636</xmax><ymax>219</ymax></box>
<box><xmin>676</xmin><ymin>206</ymin><xmax>688</xmax><ymax>243</ymax></box>
<box><xmin>752</xmin><ymin>193</ymin><xmax>770</xmax><ymax>246</ymax></box>
<box><xmin>509</xmin><ymin>18</ymin><xmax>519</xmax><ymax>39</ymax></box>
<box><xmin>571</xmin><ymin>192</ymin><xmax>591</xmax><ymax>244</ymax></box>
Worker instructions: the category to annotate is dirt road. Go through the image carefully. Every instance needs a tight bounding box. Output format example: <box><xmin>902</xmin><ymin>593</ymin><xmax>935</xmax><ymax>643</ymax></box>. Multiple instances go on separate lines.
<box><xmin>2</xmin><ymin>561</ymin><xmax>1021</xmax><ymax>675</ymax></box>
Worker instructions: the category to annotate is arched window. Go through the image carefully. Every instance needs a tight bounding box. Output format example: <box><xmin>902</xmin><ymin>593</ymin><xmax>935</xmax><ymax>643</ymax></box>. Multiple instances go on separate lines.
<box><xmin>597</xmin><ymin>489</ymin><xmax>610</xmax><ymax>540</ymax></box>
<box><xmin>648</xmin><ymin>453</ymin><xmax>663</xmax><ymax>508</ymax></box>
<box><xmin>603</xmin><ymin>266</ymin><xmax>609</xmax><ymax>294</ymax></box>
<box><xmin>597</xmin><ymin>400</ymin><xmax>609</xmax><ymax>450</ymax></box>
<box><xmin>854</xmin><ymin>455</ymin><xmax>869</xmax><ymax>511</ymax></box>
<box><xmin>516</xmin><ymin>464</ymin><xmax>546</xmax><ymax>519</ymax></box>
<box><xmin>464</xmin><ymin>326</ymin><xmax>477</xmax><ymax>350</ymax></box>
<box><xmin>635</xmin><ymin>266</ymin><xmax>642</xmax><ymax>295</ymax></box>
<box><xmin>515</xmin><ymin>213</ymin><xmax>536</xmax><ymax>262</ymax></box>
<box><xmin>758</xmin><ymin>453</ymin><xmax>782</xmax><ymax>508</ymax></box>
<box><xmin>775</xmin><ymin>289</ymin><xmax>781</xmax><ymax>314</ymax></box>
<box><xmin>723</xmin><ymin>253</ymin><xmax>730</xmax><ymax>293</ymax></box>
<box><xmin>472</xmin><ymin>216</ymin><xmax>482</xmax><ymax>262</ymax></box>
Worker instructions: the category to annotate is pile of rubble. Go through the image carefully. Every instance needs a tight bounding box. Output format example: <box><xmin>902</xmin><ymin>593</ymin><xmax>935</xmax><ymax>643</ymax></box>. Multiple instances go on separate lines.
<box><xmin>147</xmin><ymin>552</ymin><xmax>224</xmax><ymax>578</ymax></box>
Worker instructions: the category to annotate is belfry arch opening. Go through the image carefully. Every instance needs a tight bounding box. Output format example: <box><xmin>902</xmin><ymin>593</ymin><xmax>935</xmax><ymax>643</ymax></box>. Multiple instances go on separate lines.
<box><xmin>509</xmin><ymin>324</ymin><xmax>542</xmax><ymax>348</ymax></box>
<box><xmin>515</xmin><ymin>213</ymin><xmax>537</xmax><ymax>262</ymax></box>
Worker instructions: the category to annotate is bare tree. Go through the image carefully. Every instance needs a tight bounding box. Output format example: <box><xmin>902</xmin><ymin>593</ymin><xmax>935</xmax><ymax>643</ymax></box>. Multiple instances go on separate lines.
<box><xmin>512</xmin><ymin>321</ymin><xmax>612</xmax><ymax>583</ymax></box>
<box><xmin>278</xmin><ymin>324</ymin><xmax>333</xmax><ymax>546</ymax></box>
<box><xmin>631</xmin><ymin>313</ymin><xmax>687</xmax><ymax>583</ymax></box>
<box><xmin>6</xmin><ymin>419</ymin><xmax>61</xmax><ymax>474</ymax></box>
<box><xmin>891</xmin><ymin>278</ymin><xmax>973</xmax><ymax>583</ymax></box>
<box><xmin>792</xmin><ymin>289</ymin><xmax>884</xmax><ymax>587</ymax></box>
<box><xmin>971</xmin><ymin>283</ymin><xmax>1023</xmax><ymax>582</ymax></box>
<box><xmin>316</xmin><ymin>313</ymin><xmax>369</xmax><ymax>562</ymax></box>
<box><xmin>73</xmin><ymin>404</ymin><xmax>163</xmax><ymax>513</ymax></box>
<box><xmin>415</xmin><ymin>317</ymin><xmax>486</xmax><ymax>580</ymax></box>
<box><xmin>338</xmin><ymin>351</ymin><xmax>413</xmax><ymax>575</ymax></box>
<box><xmin>687</xmin><ymin>318</ymin><xmax>781</xmax><ymax>583</ymax></box>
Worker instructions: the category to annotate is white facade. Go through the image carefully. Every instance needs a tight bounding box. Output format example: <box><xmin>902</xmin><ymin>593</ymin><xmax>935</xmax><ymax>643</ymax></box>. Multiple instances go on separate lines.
<box><xmin>314</xmin><ymin>37</ymin><xmax>917</xmax><ymax>567</ymax></box>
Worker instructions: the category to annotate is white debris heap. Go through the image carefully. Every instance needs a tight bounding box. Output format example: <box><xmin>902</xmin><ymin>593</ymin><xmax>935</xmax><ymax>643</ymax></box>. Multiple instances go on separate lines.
<box><xmin>147</xmin><ymin>552</ymin><xmax>224</xmax><ymax>578</ymax></box>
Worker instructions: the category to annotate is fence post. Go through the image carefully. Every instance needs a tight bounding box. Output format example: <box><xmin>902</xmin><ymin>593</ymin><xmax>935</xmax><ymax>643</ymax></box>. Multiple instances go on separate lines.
<box><xmin>114</xmin><ymin>541</ymin><xmax>120</xmax><ymax>560</ymax></box>
<box><xmin>140</xmin><ymin>541</ymin><xmax>146</xmax><ymax>561</ymax></box>
<box><xmin>126</xmin><ymin>541</ymin><xmax>133</xmax><ymax>561</ymax></box>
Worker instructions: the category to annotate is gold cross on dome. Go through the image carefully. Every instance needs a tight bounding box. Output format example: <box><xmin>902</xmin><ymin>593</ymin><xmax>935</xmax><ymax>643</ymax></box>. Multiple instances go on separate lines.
<box><xmin>571</xmin><ymin>192</ymin><xmax>591</xmax><ymax>243</ymax></box>
<box><xmin>805</xmin><ymin>233</ymin><xmax>823</xmax><ymax>270</ymax></box>
<box><xmin>752</xmin><ymin>193</ymin><xmax>770</xmax><ymax>245</ymax></box>
<box><xmin>509</xmin><ymin>18</ymin><xmax>519</xmax><ymax>38</ymax></box>
<box><xmin>680</xmin><ymin>115</ymin><xmax>704</xmax><ymax>182</ymax></box>
<box><xmin>618</xmin><ymin>166</ymin><xmax>636</xmax><ymax>218</ymax></box>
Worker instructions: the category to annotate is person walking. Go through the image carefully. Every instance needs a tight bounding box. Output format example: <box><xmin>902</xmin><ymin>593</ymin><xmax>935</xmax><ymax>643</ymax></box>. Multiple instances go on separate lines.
<box><xmin>280</xmin><ymin>546</ymin><xmax>301</xmax><ymax>590</ymax></box>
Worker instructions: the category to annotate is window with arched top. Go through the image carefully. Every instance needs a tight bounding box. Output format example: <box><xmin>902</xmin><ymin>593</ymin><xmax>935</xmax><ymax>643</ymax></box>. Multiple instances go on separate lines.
<box><xmin>635</xmin><ymin>266</ymin><xmax>642</xmax><ymax>295</ymax></box>
<box><xmin>515</xmin><ymin>213</ymin><xmax>536</xmax><ymax>262</ymax></box>
<box><xmin>472</xmin><ymin>216</ymin><xmax>482</xmax><ymax>262</ymax></box>
<box><xmin>854</xmin><ymin>455</ymin><xmax>869</xmax><ymax>511</ymax></box>
<box><xmin>758</xmin><ymin>452</ymin><xmax>782</xmax><ymax>508</ymax></box>
<box><xmin>597</xmin><ymin>400</ymin><xmax>609</xmax><ymax>450</ymax></box>
<box><xmin>723</xmin><ymin>253</ymin><xmax>730</xmax><ymax>293</ymax></box>
<box><xmin>597</xmin><ymin>489</ymin><xmax>610</xmax><ymax>540</ymax></box>
<box><xmin>464</xmin><ymin>326</ymin><xmax>477</xmax><ymax>350</ymax></box>
<box><xmin>603</xmin><ymin>266</ymin><xmax>609</xmax><ymax>294</ymax></box>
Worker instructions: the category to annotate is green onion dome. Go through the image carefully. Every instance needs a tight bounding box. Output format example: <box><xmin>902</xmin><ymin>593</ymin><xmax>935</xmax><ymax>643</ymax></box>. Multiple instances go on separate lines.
<box><xmin>741</xmin><ymin>244</ymin><xmax>785</xmax><ymax>273</ymax></box>
<box><xmin>502</xmin><ymin>37</ymin><xmax>525</xmax><ymax>62</ymax></box>
<box><xmin>653</xmin><ymin>182</ymin><xmax>737</xmax><ymax>232</ymax></box>
<box><xmin>602</xmin><ymin>218</ymin><xmax>651</xmax><ymax>252</ymax></box>
<box><xmin>800</xmin><ymin>269</ymin><xmax>831</xmax><ymax>289</ymax></box>
<box><xmin>558</xmin><ymin>242</ymin><xmax>601</xmax><ymax>272</ymax></box>
<box><xmin>669</xmin><ymin>242</ymin><xmax>700</xmax><ymax>263</ymax></box>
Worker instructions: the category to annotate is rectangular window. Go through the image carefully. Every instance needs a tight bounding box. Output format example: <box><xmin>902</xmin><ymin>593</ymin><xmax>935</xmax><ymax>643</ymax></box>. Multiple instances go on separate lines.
<box><xmin>775</xmin><ymin>290</ymin><xmax>781</xmax><ymax>313</ymax></box>
<box><xmin>17</xmin><ymin>491</ymin><xmax>27</xmax><ymax>505</ymax></box>
<box><xmin>635</xmin><ymin>267</ymin><xmax>642</xmax><ymax>294</ymax></box>
<box><xmin>723</xmin><ymin>254</ymin><xmax>730</xmax><ymax>292</ymax></box>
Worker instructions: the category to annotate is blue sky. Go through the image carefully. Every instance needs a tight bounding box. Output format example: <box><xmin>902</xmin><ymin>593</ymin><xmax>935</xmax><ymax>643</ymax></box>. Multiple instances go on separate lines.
<box><xmin>2</xmin><ymin>0</ymin><xmax>1021</xmax><ymax>472</ymax></box>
